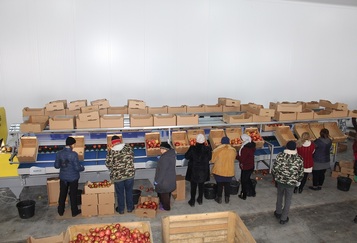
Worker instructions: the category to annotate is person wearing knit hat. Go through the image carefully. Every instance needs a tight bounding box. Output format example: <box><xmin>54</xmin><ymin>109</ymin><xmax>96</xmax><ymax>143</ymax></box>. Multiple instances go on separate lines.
<box><xmin>236</xmin><ymin>134</ymin><xmax>256</xmax><ymax>200</ymax></box>
<box><xmin>272</xmin><ymin>140</ymin><xmax>304</xmax><ymax>225</ymax></box>
<box><xmin>105</xmin><ymin>135</ymin><xmax>135</xmax><ymax>214</ymax></box>
<box><xmin>211</xmin><ymin>136</ymin><xmax>237</xmax><ymax>204</ymax></box>
<box><xmin>185</xmin><ymin>134</ymin><xmax>212</xmax><ymax>207</ymax></box>
<box><xmin>154</xmin><ymin>141</ymin><xmax>176</xmax><ymax>211</ymax></box>
<box><xmin>54</xmin><ymin>136</ymin><xmax>84</xmax><ymax>217</ymax></box>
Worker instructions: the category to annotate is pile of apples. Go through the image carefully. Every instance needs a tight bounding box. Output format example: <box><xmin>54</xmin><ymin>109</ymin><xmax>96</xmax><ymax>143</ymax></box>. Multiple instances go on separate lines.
<box><xmin>173</xmin><ymin>141</ymin><xmax>187</xmax><ymax>147</ymax></box>
<box><xmin>246</xmin><ymin>130</ymin><xmax>263</xmax><ymax>142</ymax></box>
<box><xmin>69</xmin><ymin>223</ymin><xmax>151</xmax><ymax>243</ymax></box>
<box><xmin>230</xmin><ymin>137</ymin><xmax>242</xmax><ymax>145</ymax></box>
<box><xmin>87</xmin><ymin>180</ymin><xmax>111</xmax><ymax>189</ymax></box>
<box><xmin>136</xmin><ymin>200</ymin><xmax>158</xmax><ymax>210</ymax></box>
<box><xmin>145</xmin><ymin>139</ymin><xmax>160</xmax><ymax>149</ymax></box>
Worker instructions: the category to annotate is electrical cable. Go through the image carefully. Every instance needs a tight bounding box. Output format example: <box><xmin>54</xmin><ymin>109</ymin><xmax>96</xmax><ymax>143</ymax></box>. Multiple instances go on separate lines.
<box><xmin>0</xmin><ymin>189</ymin><xmax>18</xmax><ymax>204</ymax></box>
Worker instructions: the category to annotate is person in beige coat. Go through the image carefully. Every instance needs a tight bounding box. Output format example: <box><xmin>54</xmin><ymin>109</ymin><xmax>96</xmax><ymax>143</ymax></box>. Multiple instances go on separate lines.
<box><xmin>211</xmin><ymin>136</ymin><xmax>237</xmax><ymax>204</ymax></box>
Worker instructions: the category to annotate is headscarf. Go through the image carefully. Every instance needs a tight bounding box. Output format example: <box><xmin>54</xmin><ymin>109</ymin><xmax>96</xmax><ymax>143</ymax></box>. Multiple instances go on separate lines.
<box><xmin>239</xmin><ymin>134</ymin><xmax>251</xmax><ymax>156</ymax></box>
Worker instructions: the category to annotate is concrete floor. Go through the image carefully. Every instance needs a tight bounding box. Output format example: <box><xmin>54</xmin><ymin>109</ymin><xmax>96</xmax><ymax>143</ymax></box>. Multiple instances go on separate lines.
<box><xmin>1</xmin><ymin>140</ymin><xmax>357</xmax><ymax>243</ymax></box>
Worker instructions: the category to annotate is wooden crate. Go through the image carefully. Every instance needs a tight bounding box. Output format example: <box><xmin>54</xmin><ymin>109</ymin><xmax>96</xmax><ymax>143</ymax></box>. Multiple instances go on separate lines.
<box><xmin>161</xmin><ymin>211</ymin><xmax>256</xmax><ymax>243</ymax></box>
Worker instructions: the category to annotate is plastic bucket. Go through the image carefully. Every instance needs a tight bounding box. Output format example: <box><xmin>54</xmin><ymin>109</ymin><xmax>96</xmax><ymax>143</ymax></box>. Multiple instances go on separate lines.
<box><xmin>16</xmin><ymin>200</ymin><xmax>35</xmax><ymax>219</ymax></box>
<box><xmin>247</xmin><ymin>179</ymin><xmax>257</xmax><ymax>197</ymax></box>
<box><xmin>337</xmin><ymin>176</ymin><xmax>352</xmax><ymax>192</ymax></box>
<box><xmin>230</xmin><ymin>180</ymin><xmax>240</xmax><ymax>195</ymax></box>
<box><xmin>133</xmin><ymin>189</ymin><xmax>142</xmax><ymax>205</ymax></box>
<box><xmin>204</xmin><ymin>183</ymin><xmax>217</xmax><ymax>199</ymax></box>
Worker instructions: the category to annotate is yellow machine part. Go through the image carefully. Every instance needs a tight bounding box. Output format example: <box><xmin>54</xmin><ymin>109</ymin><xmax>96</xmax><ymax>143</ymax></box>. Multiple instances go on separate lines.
<box><xmin>0</xmin><ymin>107</ymin><xmax>7</xmax><ymax>145</ymax></box>
<box><xmin>0</xmin><ymin>153</ymin><xmax>19</xmax><ymax>177</ymax></box>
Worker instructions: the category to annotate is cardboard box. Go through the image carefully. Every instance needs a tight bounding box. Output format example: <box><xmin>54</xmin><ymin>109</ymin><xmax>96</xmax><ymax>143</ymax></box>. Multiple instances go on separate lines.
<box><xmin>130</xmin><ymin>114</ymin><xmax>153</xmax><ymax>127</ymax></box>
<box><xmin>81</xmin><ymin>193</ymin><xmax>98</xmax><ymax>206</ymax></box>
<box><xmin>98</xmin><ymin>203</ymin><xmax>115</xmax><ymax>215</ymax></box>
<box><xmin>296</xmin><ymin>109</ymin><xmax>314</xmax><ymax>120</ymax></box>
<box><xmin>22</xmin><ymin>107</ymin><xmax>45</xmax><ymax>117</ymax></box>
<box><xmin>44</xmin><ymin>109</ymin><xmax>66</xmax><ymax>117</ymax></box>
<box><xmin>68</xmin><ymin>100</ymin><xmax>87</xmax><ymax>111</ymax></box>
<box><xmin>20</xmin><ymin>116</ymin><xmax>49</xmax><ymax>133</ymax></box>
<box><xmin>324</xmin><ymin>122</ymin><xmax>347</xmax><ymax>143</ymax></box>
<box><xmin>65</xmin><ymin>109</ymin><xmax>81</xmax><ymax>116</ymax></box>
<box><xmin>327</xmin><ymin>108</ymin><xmax>349</xmax><ymax>118</ymax></box>
<box><xmin>49</xmin><ymin>116</ymin><xmax>75</xmax><ymax>130</ymax></box>
<box><xmin>273</xmin><ymin>112</ymin><xmax>297</xmax><ymax>121</ymax></box>
<box><xmin>225</xmin><ymin>127</ymin><xmax>243</xmax><ymax>150</ymax></box>
<box><xmin>153</xmin><ymin>114</ymin><xmax>176</xmax><ymax>126</ymax></box>
<box><xmin>128</xmin><ymin>107</ymin><xmax>148</xmax><ymax>114</ymax></box>
<box><xmin>145</xmin><ymin>132</ymin><xmax>161</xmax><ymax>156</ymax></box>
<box><xmin>63</xmin><ymin>222</ymin><xmax>153</xmax><ymax>243</ymax></box>
<box><xmin>107</xmin><ymin>106</ymin><xmax>128</xmax><ymax>114</ymax></box>
<box><xmin>186</xmin><ymin>105</ymin><xmax>205</xmax><ymax>113</ymax></box>
<box><xmin>262</xmin><ymin>123</ymin><xmax>284</xmax><ymax>132</ymax></box>
<box><xmin>176</xmin><ymin>114</ymin><xmax>199</xmax><ymax>125</ymax></box>
<box><xmin>135</xmin><ymin>196</ymin><xmax>160</xmax><ymax>218</ymax></box>
<box><xmin>319</xmin><ymin>99</ymin><xmax>348</xmax><ymax>111</ymax></box>
<box><xmin>218</xmin><ymin>97</ymin><xmax>241</xmax><ymax>107</ymax></box>
<box><xmin>293</xmin><ymin>123</ymin><xmax>316</xmax><ymax>139</ymax></box>
<box><xmin>78</xmin><ymin>111</ymin><xmax>99</xmax><ymax>121</ymax></box>
<box><xmin>172</xmin><ymin>131</ymin><xmax>190</xmax><ymax>154</ymax></box>
<box><xmin>128</xmin><ymin>99</ymin><xmax>146</xmax><ymax>109</ymax></box>
<box><xmin>72</xmin><ymin>136</ymin><xmax>85</xmax><ymax>161</ymax></box>
<box><xmin>47</xmin><ymin>177</ymin><xmax>68</xmax><ymax>206</ymax></box>
<box><xmin>27</xmin><ymin>232</ymin><xmax>64</xmax><ymax>243</ymax></box>
<box><xmin>100</xmin><ymin>114</ymin><xmax>124</xmax><ymax>128</ymax></box>
<box><xmin>223</xmin><ymin>113</ymin><xmax>253</xmax><ymax>123</ymax></box>
<box><xmin>275</xmin><ymin>126</ymin><xmax>297</xmax><ymax>147</ymax></box>
<box><xmin>331</xmin><ymin>171</ymin><xmax>340</xmax><ymax>178</ymax></box>
<box><xmin>98</xmin><ymin>192</ymin><xmax>115</xmax><ymax>205</ymax></box>
<box><xmin>203</xmin><ymin>104</ymin><xmax>223</xmax><ymax>113</ymax></box>
<box><xmin>249</xmin><ymin>113</ymin><xmax>272</xmax><ymax>122</ymax></box>
<box><xmin>349</xmin><ymin>110</ymin><xmax>357</xmax><ymax>118</ymax></box>
<box><xmin>90</xmin><ymin>98</ymin><xmax>110</xmax><ymax>109</ymax></box>
<box><xmin>309</xmin><ymin>122</ymin><xmax>324</xmax><ymax>139</ymax></box>
<box><xmin>222</xmin><ymin>105</ymin><xmax>241</xmax><ymax>112</ymax></box>
<box><xmin>187</xmin><ymin>129</ymin><xmax>205</xmax><ymax>143</ymax></box>
<box><xmin>246</xmin><ymin>105</ymin><xmax>274</xmax><ymax>117</ymax></box>
<box><xmin>244</xmin><ymin>127</ymin><xmax>264</xmax><ymax>148</ymax></box>
<box><xmin>147</xmin><ymin>106</ymin><xmax>168</xmax><ymax>114</ymax></box>
<box><xmin>80</xmin><ymin>105</ymin><xmax>99</xmax><ymax>113</ymax></box>
<box><xmin>341</xmin><ymin>167</ymin><xmax>354</xmax><ymax>175</ymax></box>
<box><xmin>269</xmin><ymin>102</ymin><xmax>303</xmax><ymax>112</ymax></box>
<box><xmin>208</xmin><ymin>129</ymin><xmax>225</xmax><ymax>150</ymax></box>
<box><xmin>172</xmin><ymin>175</ymin><xmax>186</xmax><ymax>201</ymax></box>
<box><xmin>76</xmin><ymin>119</ymin><xmax>100</xmax><ymax>129</ymax></box>
<box><xmin>81</xmin><ymin>204</ymin><xmax>98</xmax><ymax>217</ymax></box>
<box><xmin>84</xmin><ymin>181</ymin><xmax>115</xmax><ymax>194</ymax></box>
<box><xmin>167</xmin><ymin>105</ymin><xmax>187</xmax><ymax>114</ymax></box>
<box><xmin>302</xmin><ymin>101</ymin><xmax>320</xmax><ymax>110</ymax></box>
<box><xmin>45</xmin><ymin>100</ymin><xmax>67</xmax><ymax>111</ymax></box>
<box><xmin>17</xmin><ymin>137</ymin><xmax>38</xmax><ymax>162</ymax></box>
<box><xmin>161</xmin><ymin>211</ymin><xmax>255</xmax><ymax>243</ymax></box>
<box><xmin>240</xmin><ymin>103</ymin><xmax>263</xmax><ymax>112</ymax></box>
<box><xmin>339</xmin><ymin>160</ymin><xmax>354</xmax><ymax>169</ymax></box>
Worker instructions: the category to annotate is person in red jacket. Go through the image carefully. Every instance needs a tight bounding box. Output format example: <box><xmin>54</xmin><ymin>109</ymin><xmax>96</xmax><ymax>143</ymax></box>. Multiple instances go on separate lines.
<box><xmin>236</xmin><ymin>134</ymin><xmax>256</xmax><ymax>200</ymax></box>
<box><xmin>296</xmin><ymin>132</ymin><xmax>315</xmax><ymax>193</ymax></box>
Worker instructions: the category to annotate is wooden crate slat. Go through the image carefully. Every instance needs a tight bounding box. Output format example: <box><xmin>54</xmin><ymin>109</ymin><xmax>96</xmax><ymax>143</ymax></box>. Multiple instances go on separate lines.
<box><xmin>169</xmin><ymin>223</ymin><xmax>228</xmax><ymax>234</ymax></box>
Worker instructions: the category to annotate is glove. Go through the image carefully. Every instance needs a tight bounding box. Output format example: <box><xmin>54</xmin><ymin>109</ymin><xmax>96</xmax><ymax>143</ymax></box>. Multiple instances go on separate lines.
<box><xmin>296</xmin><ymin>181</ymin><xmax>301</xmax><ymax>187</ymax></box>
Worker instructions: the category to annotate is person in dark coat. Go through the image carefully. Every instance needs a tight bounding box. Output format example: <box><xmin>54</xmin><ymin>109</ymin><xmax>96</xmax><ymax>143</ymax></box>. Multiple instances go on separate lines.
<box><xmin>309</xmin><ymin>128</ymin><xmax>332</xmax><ymax>191</ymax></box>
<box><xmin>236</xmin><ymin>134</ymin><xmax>256</xmax><ymax>200</ymax></box>
<box><xmin>54</xmin><ymin>136</ymin><xmax>84</xmax><ymax>217</ymax></box>
<box><xmin>154</xmin><ymin>142</ymin><xmax>177</xmax><ymax>211</ymax></box>
<box><xmin>185</xmin><ymin>134</ymin><xmax>212</xmax><ymax>207</ymax></box>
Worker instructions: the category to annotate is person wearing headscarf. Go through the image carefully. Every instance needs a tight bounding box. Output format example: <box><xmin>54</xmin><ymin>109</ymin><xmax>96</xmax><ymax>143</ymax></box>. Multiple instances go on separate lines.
<box><xmin>185</xmin><ymin>134</ymin><xmax>212</xmax><ymax>207</ymax></box>
<box><xmin>154</xmin><ymin>142</ymin><xmax>177</xmax><ymax>211</ymax></box>
<box><xmin>211</xmin><ymin>136</ymin><xmax>237</xmax><ymax>204</ymax></box>
<box><xmin>272</xmin><ymin>141</ymin><xmax>304</xmax><ymax>225</ymax></box>
<box><xmin>236</xmin><ymin>134</ymin><xmax>256</xmax><ymax>200</ymax></box>
<box><xmin>296</xmin><ymin>132</ymin><xmax>315</xmax><ymax>193</ymax></box>
<box><xmin>105</xmin><ymin>135</ymin><xmax>135</xmax><ymax>214</ymax></box>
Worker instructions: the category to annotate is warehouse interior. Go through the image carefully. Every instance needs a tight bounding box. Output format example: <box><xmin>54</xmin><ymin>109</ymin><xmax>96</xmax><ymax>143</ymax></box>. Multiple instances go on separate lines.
<box><xmin>1</xmin><ymin>0</ymin><xmax>357</xmax><ymax>242</ymax></box>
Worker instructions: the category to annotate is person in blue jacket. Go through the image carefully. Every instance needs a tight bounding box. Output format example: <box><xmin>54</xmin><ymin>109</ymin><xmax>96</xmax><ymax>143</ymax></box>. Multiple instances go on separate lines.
<box><xmin>54</xmin><ymin>136</ymin><xmax>84</xmax><ymax>217</ymax></box>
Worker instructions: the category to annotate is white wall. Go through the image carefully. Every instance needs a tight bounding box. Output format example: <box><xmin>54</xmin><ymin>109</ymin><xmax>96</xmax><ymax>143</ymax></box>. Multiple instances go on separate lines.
<box><xmin>1</xmin><ymin>0</ymin><xmax>357</xmax><ymax>126</ymax></box>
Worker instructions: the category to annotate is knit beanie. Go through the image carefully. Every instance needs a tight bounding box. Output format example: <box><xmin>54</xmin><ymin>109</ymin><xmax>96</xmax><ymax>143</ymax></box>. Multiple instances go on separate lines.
<box><xmin>160</xmin><ymin>142</ymin><xmax>172</xmax><ymax>150</ymax></box>
<box><xmin>286</xmin><ymin>141</ymin><xmax>296</xmax><ymax>150</ymax></box>
<box><xmin>66</xmin><ymin>137</ymin><xmax>76</xmax><ymax>146</ymax></box>
<box><xmin>221</xmin><ymin>136</ymin><xmax>230</xmax><ymax>145</ymax></box>
<box><xmin>196</xmin><ymin>134</ymin><xmax>205</xmax><ymax>144</ymax></box>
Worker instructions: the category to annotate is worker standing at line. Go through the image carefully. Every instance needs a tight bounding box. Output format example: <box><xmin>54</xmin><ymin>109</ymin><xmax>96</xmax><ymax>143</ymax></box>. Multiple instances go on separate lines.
<box><xmin>211</xmin><ymin>136</ymin><xmax>237</xmax><ymax>204</ymax></box>
<box><xmin>105</xmin><ymin>135</ymin><xmax>135</xmax><ymax>214</ymax></box>
<box><xmin>54</xmin><ymin>136</ymin><xmax>84</xmax><ymax>217</ymax></box>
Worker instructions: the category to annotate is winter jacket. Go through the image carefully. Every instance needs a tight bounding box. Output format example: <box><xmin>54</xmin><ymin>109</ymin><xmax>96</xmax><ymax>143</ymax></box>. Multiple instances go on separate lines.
<box><xmin>353</xmin><ymin>140</ymin><xmax>357</xmax><ymax>161</ymax></box>
<box><xmin>105</xmin><ymin>143</ymin><xmax>135</xmax><ymax>182</ymax></box>
<box><xmin>154</xmin><ymin>149</ymin><xmax>177</xmax><ymax>193</ymax></box>
<box><xmin>211</xmin><ymin>144</ymin><xmax>237</xmax><ymax>177</ymax></box>
<box><xmin>313</xmin><ymin>137</ymin><xmax>332</xmax><ymax>163</ymax></box>
<box><xmin>297</xmin><ymin>141</ymin><xmax>315</xmax><ymax>169</ymax></box>
<box><xmin>236</xmin><ymin>142</ymin><xmax>256</xmax><ymax>171</ymax></box>
<box><xmin>54</xmin><ymin>147</ymin><xmax>84</xmax><ymax>182</ymax></box>
<box><xmin>272</xmin><ymin>149</ymin><xmax>304</xmax><ymax>187</ymax></box>
<box><xmin>184</xmin><ymin>143</ymin><xmax>212</xmax><ymax>183</ymax></box>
